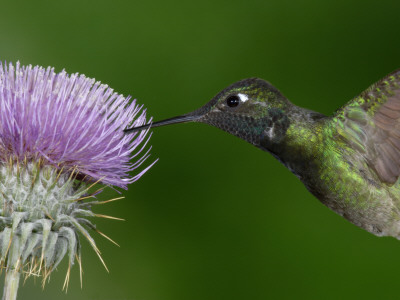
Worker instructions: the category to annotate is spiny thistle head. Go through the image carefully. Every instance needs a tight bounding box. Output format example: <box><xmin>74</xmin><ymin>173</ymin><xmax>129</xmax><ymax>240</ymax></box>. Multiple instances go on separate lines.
<box><xmin>0</xmin><ymin>62</ymin><xmax>154</xmax><ymax>289</ymax></box>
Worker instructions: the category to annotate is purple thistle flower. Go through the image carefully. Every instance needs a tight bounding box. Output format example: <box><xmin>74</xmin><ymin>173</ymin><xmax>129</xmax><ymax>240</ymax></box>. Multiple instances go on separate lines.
<box><xmin>0</xmin><ymin>61</ymin><xmax>152</xmax><ymax>188</ymax></box>
<box><xmin>0</xmin><ymin>62</ymin><xmax>155</xmax><ymax>299</ymax></box>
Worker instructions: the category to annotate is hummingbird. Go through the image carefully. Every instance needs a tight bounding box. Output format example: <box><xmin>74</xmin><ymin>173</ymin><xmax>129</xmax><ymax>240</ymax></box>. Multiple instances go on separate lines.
<box><xmin>125</xmin><ymin>71</ymin><xmax>400</xmax><ymax>239</ymax></box>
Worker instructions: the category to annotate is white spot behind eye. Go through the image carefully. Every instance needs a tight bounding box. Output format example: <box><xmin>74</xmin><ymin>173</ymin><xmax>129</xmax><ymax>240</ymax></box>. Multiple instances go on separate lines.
<box><xmin>238</xmin><ymin>93</ymin><xmax>248</xmax><ymax>103</ymax></box>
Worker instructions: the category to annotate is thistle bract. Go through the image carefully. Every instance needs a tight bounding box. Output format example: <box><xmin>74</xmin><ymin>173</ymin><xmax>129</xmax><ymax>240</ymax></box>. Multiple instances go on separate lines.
<box><xmin>0</xmin><ymin>62</ymin><xmax>153</xmax><ymax>295</ymax></box>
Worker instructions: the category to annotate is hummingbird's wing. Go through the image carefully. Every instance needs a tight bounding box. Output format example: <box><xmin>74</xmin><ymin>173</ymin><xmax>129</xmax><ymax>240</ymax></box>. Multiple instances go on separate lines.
<box><xmin>335</xmin><ymin>69</ymin><xmax>400</xmax><ymax>184</ymax></box>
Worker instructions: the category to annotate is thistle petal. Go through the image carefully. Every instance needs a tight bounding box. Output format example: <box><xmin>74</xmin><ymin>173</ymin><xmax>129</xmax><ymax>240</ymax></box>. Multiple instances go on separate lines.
<box><xmin>0</xmin><ymin>62</ymin><xmax>153</xmax><ymax>188</ymax></box>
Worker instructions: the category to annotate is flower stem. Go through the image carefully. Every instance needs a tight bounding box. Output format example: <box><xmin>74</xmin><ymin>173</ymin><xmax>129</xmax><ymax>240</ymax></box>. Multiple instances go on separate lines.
<box><xmin>2</xmin><ymin>269</ymin><xmax>20</xmax><ymax>300</ymax></box>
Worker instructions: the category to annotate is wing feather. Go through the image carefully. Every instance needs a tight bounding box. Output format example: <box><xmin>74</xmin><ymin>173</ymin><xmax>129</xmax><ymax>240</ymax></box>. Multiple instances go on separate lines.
<box><xmin>335</xmin><ymin>69</ymin><xmax>400</xmax><ymax>185</ymax></box>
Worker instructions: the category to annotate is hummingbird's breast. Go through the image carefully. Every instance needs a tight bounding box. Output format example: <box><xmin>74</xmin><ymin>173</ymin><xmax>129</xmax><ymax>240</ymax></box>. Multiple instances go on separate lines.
<box><xmin>267</xmin><ymin>112</ymin><xmax>400</xmax><ymax>238</ymax></box>
<box><xmin>312</xmin><ymin>140</ymin><xmax>400</xmax><ymax>238</ymax></box>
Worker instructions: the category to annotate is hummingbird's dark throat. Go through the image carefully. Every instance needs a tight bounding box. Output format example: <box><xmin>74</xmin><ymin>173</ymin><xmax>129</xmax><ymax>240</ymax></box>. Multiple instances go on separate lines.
<box><xmin>202</xmin><ymin>108</ymin><xmax>290</xmax><ymax>148</ymax></box>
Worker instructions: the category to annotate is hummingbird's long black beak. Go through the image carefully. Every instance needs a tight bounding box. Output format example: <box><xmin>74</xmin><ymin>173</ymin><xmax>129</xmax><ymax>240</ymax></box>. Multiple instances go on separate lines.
<box><xmin>124</xmin><ymin>114</ymin><xmax>200</xmax><ymax>134</ymax></box>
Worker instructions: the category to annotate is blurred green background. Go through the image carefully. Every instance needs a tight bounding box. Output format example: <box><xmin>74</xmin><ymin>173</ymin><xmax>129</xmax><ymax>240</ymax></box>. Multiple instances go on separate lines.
<box><xmin>2</xmin><ymin>0</ymin><xmax>400</xmax><ymax>299</ymax></box>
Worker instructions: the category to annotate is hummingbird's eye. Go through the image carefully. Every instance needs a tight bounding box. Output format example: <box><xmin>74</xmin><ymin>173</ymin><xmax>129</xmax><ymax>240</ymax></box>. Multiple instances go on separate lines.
<box><xmin>226</xmin><ymin>95</ymin><xmax>240</xmax><ymax>107</ymax></box>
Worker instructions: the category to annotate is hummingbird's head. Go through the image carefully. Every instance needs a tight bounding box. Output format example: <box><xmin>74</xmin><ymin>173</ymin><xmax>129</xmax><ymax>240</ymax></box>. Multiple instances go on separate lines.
<box><xmin>124</xmin><ymin>78</ymin><xmax>292</xmax><ymax>147</ymax></box>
